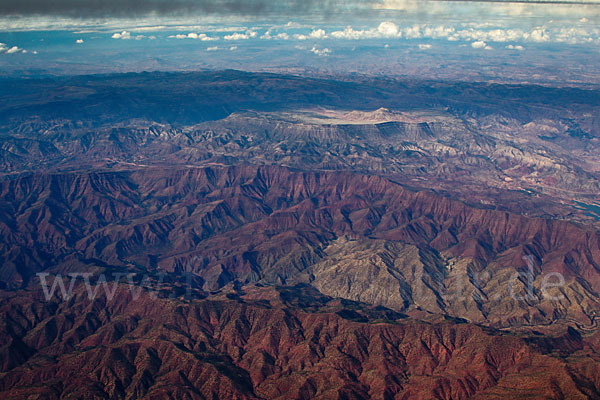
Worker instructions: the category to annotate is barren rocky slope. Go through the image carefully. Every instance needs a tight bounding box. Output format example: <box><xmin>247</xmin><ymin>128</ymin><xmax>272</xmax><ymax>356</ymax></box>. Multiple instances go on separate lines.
<box><xmin>2</xmin><ymin>165</ymin><xmax>599</xmax><ymax>329</ymax></box>
<box><xmin>1</xmin><ymin>284</ymin><xmax>599</xmax><ymax>400</ymax></box>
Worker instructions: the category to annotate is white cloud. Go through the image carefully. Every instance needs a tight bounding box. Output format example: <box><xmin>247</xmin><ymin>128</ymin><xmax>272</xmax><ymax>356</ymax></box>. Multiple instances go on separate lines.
<box><xmin>169</xmin><ymin>32</ymin><xmax>218</xmax><ymax>40</ymax></box>
<box><xmin>530</xmin><ymin>28</ymin><xmax>549</xmax><ymax>42</ymax></box>
<box><xmin>224</xmin><ymin>30</ymin><xmax>256</xmax><ymax>40</ymax></box>
<box><xmin>206</xmin><ymin>46</ymin><xmax>219</xmax><ymax>51</ymax></box>
<box><xmin>404</xmin><ymin>25</ymin><xmax>421</xmax><ymax>39</ymax></box>
<box><xmin>285</xmin><ymin>22</ymin><xmax>598</xmax><ymax>45</ymax></box>
<box><xmin>330</xmin><ymin>27</ymin><xmax>364</xmax><ymax>39</ymax></box>
<box><xmin>418</xmin><ymin>44</ymin><xmax>432</xmax><ymax>49</ymax></box>
<box><xmin>76</xmin><ymin>38</ymin><xmax>84</xmax><ymax>44</ymax></box>
<box><xmin>5</xmin><ymin>46</ymin><xmax>22</xmax><ymax>54</ymax></box>
<box><xmin>224</xmin><ymin>32</ymin><xmax>248</xmax><ymax>40</ymax></box>
<box><xmin>112</xmin><ymin>31</ymin><xmax>131</xmax><ymax>39</ymax></box>
<box><xmin>129</xmin><ymin>25</ymin><xmax>167</xmax><ymax>32</ymax></box>
<box><xmin>285</xmin><ymin>21</ymin><xmax>304</xmax><ymax>29</ymax></box>
<box><xmin>229</xmin><ymin>46</ymin><xmax>237</xmax><ymax>51</ymax></box>
<box><xmin>262</xmin><ymin>26</ymin><xmax>298</xmax><ymax>40</ymax></box>
<box><xmin>423</xmin><ymin>25</ymin><xmax>455</xmax><ymax>39</ymax></box>
<box><xmin>310</xmin><ymin>46</ymin><xmax>331</xmax><ymax>56</ymax></box>
<box><xmin>0</xmin><ymin>43</ymin><xmax>25</xmax><ymax>55</ymax></box>
<box><xmin>309</xmin><ymin>28</ymin><xmax>327</xmax><ymax>39</ymax></box>
<box><xmin>378</xmin><ymin>21</ymin><xmax>400</xmax><ymax>37</ymax></box>
<box><xmin>471</xmin><ymin>40</ymin><xmax>487</xmax><ymax>49</ymax></box>
<box><xmin>480</xmin><ymin>29</ymin><xmax>522</xmax><ymax>42</ymax></box>
<box><xmin>506</xmin><ymin>44</ymin><xmax>524</xmax><ymax>50</ymax></box>
<box><xmin>294</xmin><ymin>28</ymin><xmax>328</xmax><ymax>40</ymax></box>
<box><xmin>111</xmin><ymin>31</ymin><xmax>146</xmax><ymax>40</ymax></box>
<box><xmin>199</xmin><ymin>33</ymin><xmax>216</xmax><ymax>41</ymax></box>
<box><xmin>331</xmin><ymin>22</ymin><xmax>402</xmax><ymax>40</ymax></box>
<box><xmin>437</xmin><ymin>26</ymin><xmax>560</xmax><ymax>44</ymax></box>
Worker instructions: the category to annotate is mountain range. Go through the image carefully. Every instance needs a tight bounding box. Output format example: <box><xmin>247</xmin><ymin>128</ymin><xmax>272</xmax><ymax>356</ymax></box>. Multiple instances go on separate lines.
<box><xmin>1</xmin><ymin>71</ymin><xmax>600</xmax><ymax>399</ymax></box>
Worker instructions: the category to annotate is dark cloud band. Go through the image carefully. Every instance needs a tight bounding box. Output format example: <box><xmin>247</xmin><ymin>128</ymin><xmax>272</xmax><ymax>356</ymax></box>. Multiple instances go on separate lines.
<box><xmin>1</xmin><ymin>0</ymin><xmax>598</xmax><ymax>17</ymax></box>
<box><xmin>429</xmin><ymin>0</ymin><xmax>600</xmax><ymax>4</ymax></box>
<box><xmin>0</xmin><ymin>0</ymin><xmax>357</xmax><ymax>17</ymax></box>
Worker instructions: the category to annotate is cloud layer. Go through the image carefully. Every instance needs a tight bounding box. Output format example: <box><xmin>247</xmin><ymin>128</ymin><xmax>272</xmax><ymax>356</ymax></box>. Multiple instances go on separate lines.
<box><xmin>5</xmin><ymin>0</ymin><xmax>597</xmax><ymax>19</ymax></box>
<box><xmin>0</xmin><ymin>0</ymin><xmax>364</xmax><ymax>17</ymax></box>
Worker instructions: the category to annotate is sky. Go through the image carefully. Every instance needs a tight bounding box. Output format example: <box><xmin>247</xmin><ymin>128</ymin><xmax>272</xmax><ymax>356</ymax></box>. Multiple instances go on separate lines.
<box><xmin>0</xmin><ymin>0</ymin><xmax>598</xmax><ymax>85</ymax></box>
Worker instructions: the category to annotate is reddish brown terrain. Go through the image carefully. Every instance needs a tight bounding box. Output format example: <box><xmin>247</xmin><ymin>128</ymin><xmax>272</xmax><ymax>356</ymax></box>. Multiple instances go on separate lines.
<box><xmin>1</xmin><ymin>72</ymin><xmax>599</xmax><ymax>399</ymax></box>
<box><xmin>1</xmin><ymin>284</ymin><xmax>600</xmax><ymax>399</ymax></box>
<box><xmin>2</xmin><ymin>166</ymin><xmax>600</xmax><ymax>328</ymax></box>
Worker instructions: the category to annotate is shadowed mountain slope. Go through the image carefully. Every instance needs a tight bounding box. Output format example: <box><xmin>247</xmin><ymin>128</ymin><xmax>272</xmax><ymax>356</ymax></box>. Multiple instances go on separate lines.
<box><xmin>2</xmin><ymin>165</ymin><xmax>600</xmax><ymax>329</ymax></box>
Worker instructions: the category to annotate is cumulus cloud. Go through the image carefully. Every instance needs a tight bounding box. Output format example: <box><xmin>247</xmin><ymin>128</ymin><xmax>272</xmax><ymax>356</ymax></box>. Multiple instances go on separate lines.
<box><xmin>471</xmin><ymin>40</ymin><xmax>487</xmax><ymax>48</ymax></box>
<box><xmin>5</xmin><ymin>46</ymin><xmax>22</xmax><ymax>54</ymax></box>
<box><xmin>393</xmin><ymin>23</ymin><xmax>597</xmax><ymax>44</ymax></box>
<box><xmin>407</xmin><ymin>25</ymin><xmax>557</xmax><ymax>44</ymax></box>
<box><xmin>261</xmin><ymin>32</ymin><xmax>289</xmax><ymax>40</ymax></box>
<box><xmin>530</xmin><ymin>28</ymin><xmax>549</xmax><ymax>42</ymax></box>
<box><xmin>169</xmin><ymin>32</ymin><xmax>218</xmax><ymax>40</ymax></box>
<box><xmin>310</xmin><ymin>46</ymin><xmax>331</xmax><ymax>56</ymax></box>
<box><xmin>0</xmin><ymin>43</ymin><xmax>26</xmax><ymax>54</ymax></box>
<box><xmin>112</xmin><ymin>30</ymin><xmax>131</xmax><ymax>39</ymax></box>
<box><xmin>224</xmin><ymin>30</ymin><xmax>257</xmax><ymax>40</ymax></box>
<box><xmin>293</xmin><ymin>28</ymin><xmax>327</xmax><ymax>40</ymax></box>
<box><xmin>554</xmin><ymin>27</ymin><xmax>598</xmax><ymax>43</ymax></box>
<box><xmin>229</xmin><ymin>45</ymin><xmax>237</xmax><ymax>50</ymax></box>
<box><xmin>506</xmin><ymin>44</ymin><xmax>525</xmax><ymax>50</ymax></box>
<box><xmin>331</xmin><ymin>22</ymin><xmax>402</xmax><ymax>40</ymax></box>
<box><xmin>418</xmin><ymin>43</ymin><xmax>432</xmax><ymax>49</ymax></box>
<box><xmin>206</xmin><ymin>46</ymin><xmax>219</xmax><ymax>51</ymax></box>
<box><xmin>321</xmin><ymin>22</ymin><xmax>576</xmax><ymax>45</ymax></box>
<box><xmin>293</xmin><ymin>22</ymin><xmax>599</xmax><ymax>46</ymax></box>
<box><xmin>76</xmin><ymin>38</ymin><xmax>84</xmax><ymax>43</ymax></box>
<box><xmin>259</xmin><ymin>21</ymin><xmax>600</xmax><ymax>46</ymax></box>
<box><xmin>403</xmin><ymin>25</ymin><xmax>421</xmax><ymax>39</ymax></box>
<box><xmin>111</xmin><ymin>31</ymin><xmax>148</xmax><ymax>40</ymax></box>
<box><xmin>377</xmin><ymin>21</ymin><xmax>400</xmax><ymax>37</ymax></box>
